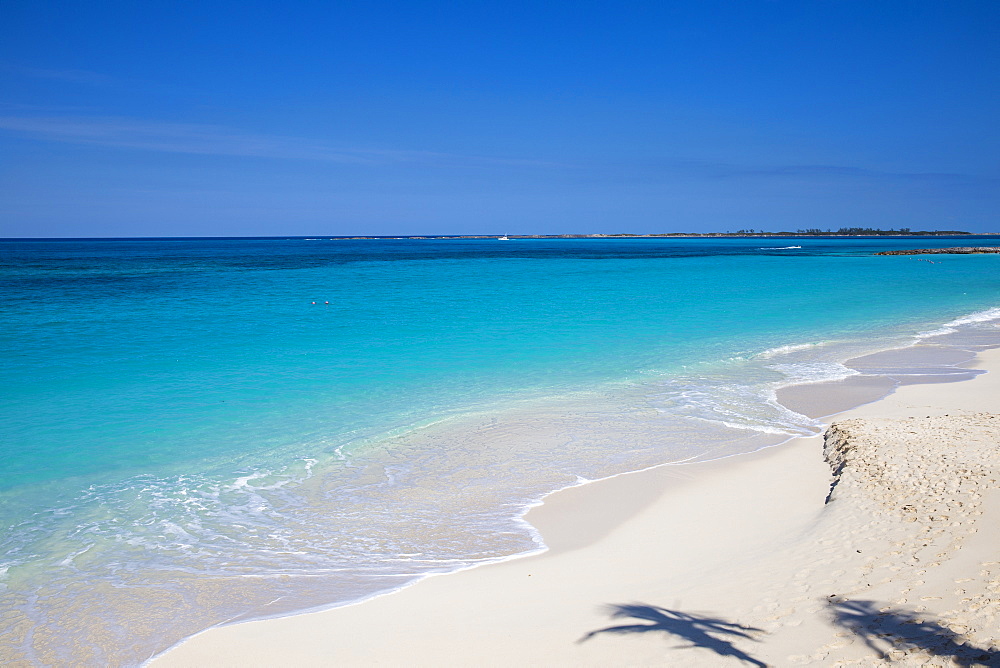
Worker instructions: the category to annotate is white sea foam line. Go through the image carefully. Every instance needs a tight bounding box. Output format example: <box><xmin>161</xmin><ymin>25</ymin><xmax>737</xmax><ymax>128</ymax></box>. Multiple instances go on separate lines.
<box><xmin>755</xmin><ymin>341</ymin><xmax>828</xmax><ymax>359</ymax></box>
<box><xmin>652</xmin><ymin>367</ymin><xmax>826</xmax><ymax>436</ymax></box>
<box><xmin>56</xmin><ymin>543</ymin><xmax>94</xmax><ymax>568</ymax></box>
<box><xmin>915</xmin><ymin>306</ymin><xmax>1000</xmax><ymax>340</ymax></box>
<box><xmin>767</xmin><ymin>361</ymin><xmax>860</xmax><ymax>387</ymax></box>
<box><xmin>707</xmin><ymin>417</ymin><xmax>818</xmax><ymax>437</ymax></box>
<box><xmin>647</xmin><ymin>332</ymin><xmax>997</xmax><ymax>465</ymax></box>
<box><xmin>944</xmin><ymin>306</ymin><xmax>1000</xmax><ymax>327</ymax></box>
<box><xmin>668</xmin><ymin>327</ymin><xmax>989</xmax><ymax>439</ymax></box>
<box><xmin>918</xmin><ymin>325</ymin><xmax>959</xmax><ymax>339</ymax></box>
<box><xmin>674</xmin><ymin>390</ymin><xmax>816</xmax><ymax>435</ymax></box>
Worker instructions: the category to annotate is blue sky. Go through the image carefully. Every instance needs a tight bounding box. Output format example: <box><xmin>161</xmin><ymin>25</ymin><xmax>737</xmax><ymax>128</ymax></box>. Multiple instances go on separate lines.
<box><xmin>1</xmin><ymin>0</ymin><xmax>998</xmax><ymax>237</ymax></box>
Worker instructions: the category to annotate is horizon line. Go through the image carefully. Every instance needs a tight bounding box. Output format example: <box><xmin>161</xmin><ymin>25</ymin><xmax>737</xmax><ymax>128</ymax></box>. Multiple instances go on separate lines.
<box><xmin>1</xmin><ymin>231</ymin><xmax>990</xmax><ymax>242</ymax></box>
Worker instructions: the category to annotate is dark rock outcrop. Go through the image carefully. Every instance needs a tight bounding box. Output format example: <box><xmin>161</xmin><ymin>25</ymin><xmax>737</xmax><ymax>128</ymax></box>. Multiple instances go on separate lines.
<box><xmin>876</xmin><ymin>247</ymin><xmax>1000</xmax><ymax>255</ymax></box>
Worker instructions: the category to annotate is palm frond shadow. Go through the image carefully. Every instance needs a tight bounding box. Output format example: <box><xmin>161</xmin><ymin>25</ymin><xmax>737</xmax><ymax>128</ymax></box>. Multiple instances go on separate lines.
<box><xmin>829</xmin><ymin>599</ymin><xmax>1000</xmax><ymax>666</ymax></box>
<box><xmin>579</xmin><ymin>603</ymin><xmax>767</xmax><ymax>667</ymax></box>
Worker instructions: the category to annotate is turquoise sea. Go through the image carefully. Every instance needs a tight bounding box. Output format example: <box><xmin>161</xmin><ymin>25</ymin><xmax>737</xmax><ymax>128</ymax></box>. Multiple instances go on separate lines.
<box><xmin>2</xmin><ymin>236</ymin><xmax>1000</xmax><ymax>664</ymax></box>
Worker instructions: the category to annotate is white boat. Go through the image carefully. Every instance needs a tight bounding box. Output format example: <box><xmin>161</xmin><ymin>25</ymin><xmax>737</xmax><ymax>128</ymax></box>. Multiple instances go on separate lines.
<box><xmin>498</xmin><ymin>234</ymin><xmax>510</xmax><ymax>240</ymax></box>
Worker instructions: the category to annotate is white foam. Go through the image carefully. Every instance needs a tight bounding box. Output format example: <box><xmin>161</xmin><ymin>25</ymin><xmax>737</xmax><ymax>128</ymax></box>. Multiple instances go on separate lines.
<box><xmin>768</xmin><ymin>361</ymin><xmax>860</xmax><ymax>386</ymax></box>
<box><xmin>916</xmin><ymin>306</ymin><xmax>1000</xmax><ymax>340</ymax></box>
<box><xmin>756</xmin><ymin>341</ymin><xmax>826</xmax><ymax>359</ymax></box>
<box><xmin>944</xmin><ymin>306</ymin><xmax>1000</xmax><ymax>327</ymax></box>
<box><xmin>653</xmin><ymin>380</ymin><xmax>818</xmax><ymax>437</ymax></box>
<box><xmin>57</xmin><ymin>543</ymin><xmax>94</xmax><ymax>568</ymax></box>
<box><xmin>917</xmin><ymin>325</ymin><xmax>957</xmax><ymax>339</ymax></box>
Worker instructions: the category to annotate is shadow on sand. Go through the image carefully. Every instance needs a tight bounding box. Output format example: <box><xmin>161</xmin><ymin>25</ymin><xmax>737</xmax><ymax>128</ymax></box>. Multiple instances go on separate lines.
<box><xmin>579</xmin><ymin>603</ymin><xmax>766</xmax><ymax>667</ymax></box>
<box><xmin>828</xmin><ymin>599</ymin><xmax>1000</xmax><ymax>666</ymax></box>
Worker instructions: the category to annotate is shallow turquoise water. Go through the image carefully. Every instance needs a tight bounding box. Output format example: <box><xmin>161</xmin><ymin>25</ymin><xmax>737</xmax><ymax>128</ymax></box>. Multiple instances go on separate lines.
<box><xmin>2</xmin><ymin>236</ymin><xmax>999</xmax><ymax>663</ymax></box>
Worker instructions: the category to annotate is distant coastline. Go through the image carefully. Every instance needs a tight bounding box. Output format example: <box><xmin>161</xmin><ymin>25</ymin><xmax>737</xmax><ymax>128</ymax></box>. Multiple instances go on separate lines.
<box><xmin>331</xmin><ymin>229</ymin><xmax>977</xmax><ymax>240</ymax></box>
<box><xmin>875</xmin><ymin>246</ymin><xmax>1000</xmax><ymax>255</ymax></box>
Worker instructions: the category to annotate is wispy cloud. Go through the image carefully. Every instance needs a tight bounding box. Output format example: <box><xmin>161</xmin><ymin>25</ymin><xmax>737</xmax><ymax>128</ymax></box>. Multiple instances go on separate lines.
<box><xmin>1</xmin><ymin>63</ymin><xmax>113</xmax><ymax>86</ymax></box>
<box><xmin>0</xmin><ymin>115</ymin><xmax>379</xmax><ymax>162</ymax></box>
<box><xmin>641</xmin><ymin>159</ymin><xmax>992</xmax><ymax>184</ymax></box>
<box><xmin>4</xmin><ymin>114</ymin><xmax>985</xmax><ymax>185</ymax></box>
<box><xmin>715</xmin><ymin>162</ymin><xmax>982</xmax><ymax>182</ymax></box>
<box><xmin>0</xmin><ymin>114</ymin><xmax>565</xmax><ymax>169</ymax></box>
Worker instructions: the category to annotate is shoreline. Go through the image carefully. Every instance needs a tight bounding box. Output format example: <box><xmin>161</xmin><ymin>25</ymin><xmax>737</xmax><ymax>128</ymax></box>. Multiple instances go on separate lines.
<box><xmin>153</xmin><ymin>347</ymin><xmax>1000</xmax><ymax>666</ymax></box>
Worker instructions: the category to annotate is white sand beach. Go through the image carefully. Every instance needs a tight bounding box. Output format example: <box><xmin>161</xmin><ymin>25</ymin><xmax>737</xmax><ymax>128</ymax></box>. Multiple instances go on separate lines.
<box><xmin>154</xmin><ymin>349</ymin><xmax>1000</xmax><ymax>667</ymax></box>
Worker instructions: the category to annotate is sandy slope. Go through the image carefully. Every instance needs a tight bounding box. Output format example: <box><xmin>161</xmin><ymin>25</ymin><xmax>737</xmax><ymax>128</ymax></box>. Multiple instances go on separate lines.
<box><xmin>153</xmin><ymin>350</ymin><xmax>1000</xmax><ymax>667</ymax></box>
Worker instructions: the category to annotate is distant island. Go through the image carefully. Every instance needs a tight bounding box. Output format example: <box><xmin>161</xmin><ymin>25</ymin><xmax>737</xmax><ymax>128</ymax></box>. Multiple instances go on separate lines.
<box><xmin>329</xmin><ymin>228</ymin><xmax>975</xmax><ymax>240</ymax></box>
<box><xmin>875</xmin><ymin>247</ymin><xmax>1000</xmax><ymax>255</ymax></box>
